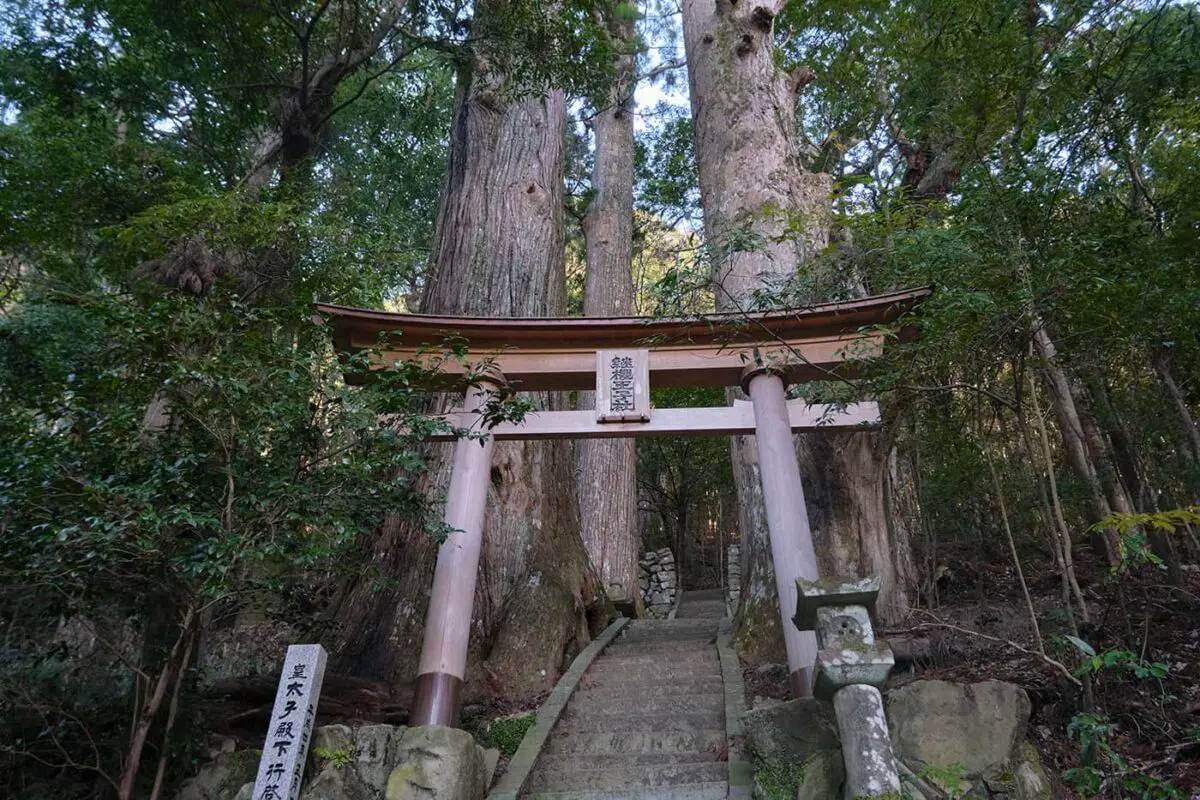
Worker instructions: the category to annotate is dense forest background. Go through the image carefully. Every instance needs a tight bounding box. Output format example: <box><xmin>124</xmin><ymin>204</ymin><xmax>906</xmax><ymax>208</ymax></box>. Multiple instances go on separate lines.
<box><xmin>1</xmin><ymin>0</ymin><xmax>1198</xmax><ymax>797</ymax></box>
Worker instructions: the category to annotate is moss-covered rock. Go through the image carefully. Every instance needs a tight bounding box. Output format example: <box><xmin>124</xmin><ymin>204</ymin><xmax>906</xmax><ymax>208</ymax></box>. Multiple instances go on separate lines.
<box><xmin>385</xmin><ymin>725</ymin><xmax>487</xmax><ymax>800</ymax></box>
<box><xmin>1013</xmin><ymin>742</ymin><xmax>1052</xmax><ymax>800</ymax></box>
<box><xmin>175</xmin><ymin>749</ymin><xmax>260</xmax><ymax>800</ymax></box>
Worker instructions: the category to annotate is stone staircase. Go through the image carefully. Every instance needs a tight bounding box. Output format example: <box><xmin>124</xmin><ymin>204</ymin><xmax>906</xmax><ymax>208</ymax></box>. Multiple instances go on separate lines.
<box><xmin>522</xmin><ymin>589</ymin><xmax>730</xmax><ymax>799</ymax></box>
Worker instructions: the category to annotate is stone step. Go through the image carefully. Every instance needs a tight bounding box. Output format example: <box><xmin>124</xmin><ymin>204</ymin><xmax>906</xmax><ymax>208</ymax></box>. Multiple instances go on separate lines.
<box><xmin>675</xmin><ymin>597</ymin><xmax>725</xmax><ymax>606</ymax></box>
<box><xmin>680</xmin><ymin>589</ymin><xmax>725</xmax><ymax>601</ymax></box>
<box><xmin>623</xmin><ymin>618</ymin><xmax>718</xmax><ymax>627</ymax></box>
<box><xmin>541</xmin><ymin>730</ymin><xmax>727</xmax><ymax>757</ymax></box>
<box><xmin>574</xmin><ymin>675</ymin><xmax>724</xmax><ymax>694</ymax></box>
<box><xmin>526</xmin><ymin>762</ymin><xmax>728</xmax><ymax>793</ymax></box>
<box><xmin>614</xmin><ymin>624</ymin><xmax>717</xmax><ymax>636</ymax></box>
<box><xmin>524</xmin><ymin>783</ymin><xmax>727</xmax><ymax>800</ymax></box>
<box><xmin>565</xmin><ymin>691</ymin><xmax>724</xmax><ymax>715</ymax></box>
<box><xmin>534</xmin><ymin>753</ymin><xmax>725</xmax><ymax>771</ymax></box>
<box><xmin>580</xmin><ymin>669</ymin><xmax>722</xmax><ymax>687</ymax></box>
<box><xmin>592</xmin><ymin>651</ymin><xmax>719</xmax><ymax>667</ymax></box>
<box><xmin>515</xmin><ymin>594</ymin><xmax>736</xmax><ymax>799</ymax></box>
<box><xmin>553</xmin><ymin>710</ymin><xmax>724</xmax><ymax>735</ymax></box>
<box><xmin>673</xmin><ymin>601</ymin><xmax>726</xmax><ymax>613</ymax></box>
<box><xmin>609</xmin><ymin>641</ymin><xmax>716</xmax><ymax>652</ymax></box>
<box><xmin>584</xmin><ymin>666</ymin><xmax>719</xmax><ymax>682</ymax></box>
<box><xmin>611</xmin><ymin>635</ymin><xmax>717</xmax><ymax>647</ymax></box>
<box><xmin>617</xmin><ymin>624</ymin><xmax>719</xmax><ymax>635</ymax></box>
<box><xmin>614</xmin><ymin>633</ymin><xmax>717</xmax><ymax>643</ymax></box>
<box><xmin>581</xmin><ymin>662</ymin><xmax>722</xmax><ymax>682</ymax></box>
<box><xmin>674</xmin><ymin>609</ymin><xmax>725</xmax><ymax>620</ymax></box>
<box><xmin>601</xmin><ymin>642</ymin><xmax>715</xmax><ymax>657</ymax></box>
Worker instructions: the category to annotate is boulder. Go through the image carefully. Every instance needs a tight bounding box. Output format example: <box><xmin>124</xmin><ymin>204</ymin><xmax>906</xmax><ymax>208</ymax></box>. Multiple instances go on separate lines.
<box><xmin>175</xmin><ymin>750</ymin><xmax>261</xmax><ymax>800</ymax></box>
<box><xmin>1013</xmin><ymin>742</ymin><xmax>1052</xmax><ymax>800</ymax></box>
<box><xmin>741</xmin><ymin>681</ymin><xmax>1052</xmax><ymax>800</ymax></box>
<box><xmin>386</xmin><ymin>725</ymin><xmax>487</xmax><ymax>800</ymax></box>
<box><xmin>181</xmin><ymin>725</ymin><xmax>417</xmax><ymax>800</ymax></box>
<box><xmin>350</xmin><ymin>725</ymin><xmax>403</xmax><ymax>790</ymax></box>
<box><xmin>886</xmin><ymin>680</ymin><xmax>1051</xmax><ymax>800</ymax></box>
<box><xmin>299</xmin><ymin>723</ymin><xmax>403</xmax><ymax>800</ymax></box>
<box><xmin>795</xmin><ymin>749</ymin><xmax>845</xmax><ymax>800</ymax></box>
<box><xmin>887</xmin><ymin>680</ymin><xmax>1029</xmax><ymax>774</ymax></box>
<box><xmin>300</xmin><ymin>762</ymin><xmax>377</xmax><ymax>800</ymax></box>
<box><xmin>744</xmin><ymin>698</ymin><xmax>841</xmax><ymax>762</ymax></box>
<box><xmin>744</xmin><ymin>700</ymin><xmax>841</xmax><ymax>800</ymax></box>
<box><xmin>311</xmin><ymin>723</ymin><xmax>355</xmax><ymax>758</ymax></box>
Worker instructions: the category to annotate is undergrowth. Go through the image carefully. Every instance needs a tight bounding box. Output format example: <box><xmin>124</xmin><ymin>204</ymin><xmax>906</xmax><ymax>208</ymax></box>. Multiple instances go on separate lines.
<box><xmin>752</xmin><ymin>753</ymin><xmax>806</xmax><ymax>799</ymax></box>
<box><xmin>479</xmin><ymin>713</ymin><xmax>536</xmax><ymax>757</ymax></box>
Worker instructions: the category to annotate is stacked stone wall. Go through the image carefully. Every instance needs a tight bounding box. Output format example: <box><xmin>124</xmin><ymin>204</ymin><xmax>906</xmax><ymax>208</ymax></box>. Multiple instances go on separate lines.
<box><xmin>639</xmin><ymin>548</ymin><xmax>677</xmax><ymax>617</ymax></box>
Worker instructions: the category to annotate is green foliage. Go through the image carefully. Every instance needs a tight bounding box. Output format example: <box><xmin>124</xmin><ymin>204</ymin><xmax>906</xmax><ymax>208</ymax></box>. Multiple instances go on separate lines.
<box><xmin>314</xmin><ymin>746</ymin><xmax>354</xmax><ymax>770</ymax></box>
<box><xmin>1064</xmin><ymin>714</ymin><xmax>1184</xmax><ymax>799</ymax></box>
<box><xmin>0</xmin><ymin>287</ymin><xmax>441</xmax><ymax>601</ymax></box>
<box><xmin>1062</xmin><ymin>636</ymin><xmax>1171</xmax><ymax>682</ymax></box>
<box><xmin>912</xmin><ymin>762</ymin><xmax>969</xmax><ymax>798</ymax></box>
<box><xmin>635</xmin><ymin>107</ymin><xmax>700</xmax><ymax>226</ymax></box>
<box><xmin>1060</xmin><ymin>643</ymin><xmax>1183</xmax><ymax>797</ymax></box>
<box><xmin>751</xmin><ymin>754</ymin><xmax>806</xmax><ymax>800</ymax></box>
<box><xmin>481</xmin><ymin>713</ymin><xmax>536</xmax><ymax>757</ymax></box>
<box><xmin>1090</xmin><ymin>507</ymin><xmax>1200</xmax><ymax>575</ymax></box>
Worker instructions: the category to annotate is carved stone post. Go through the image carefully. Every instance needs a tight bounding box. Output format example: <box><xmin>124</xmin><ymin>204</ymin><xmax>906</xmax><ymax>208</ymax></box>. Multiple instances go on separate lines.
<box><xmin>743</xmin><ymin>365</ymin><xmax>820</xmax><ymax>697</ymax></box>
<box><xmin>411</xmin><ymin>379</ymin><xmax>497</xmax><ymax>727</ymax></box>
<box><xmin>796</xmin><ymin>576</ymin><xmax>901</xmax><ymax>799</ymax></box>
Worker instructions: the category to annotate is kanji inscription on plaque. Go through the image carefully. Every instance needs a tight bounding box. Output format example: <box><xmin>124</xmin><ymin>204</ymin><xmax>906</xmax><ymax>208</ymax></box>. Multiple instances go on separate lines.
<box><xmin>596</xmin><ymin>349</ymin><xmax>650</xmax><ymax>423</ymax></box>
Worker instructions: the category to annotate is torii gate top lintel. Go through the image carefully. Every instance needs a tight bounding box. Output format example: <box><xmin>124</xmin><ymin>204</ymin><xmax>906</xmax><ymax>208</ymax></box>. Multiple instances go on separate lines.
<box><xmin>316</xmin><ymin>287</ymin><xmax>929</xmax><ymax>392</ymax></box>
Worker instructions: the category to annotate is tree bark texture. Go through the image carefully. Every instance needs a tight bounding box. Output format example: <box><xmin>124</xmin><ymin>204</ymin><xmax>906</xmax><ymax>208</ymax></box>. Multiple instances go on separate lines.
<box><xmin>682</xmin><ymin>0</ymin><xmax>830</xmax><ymax>307</ymax></box>
<box><xmin>575</xmin><ymin>22</ymin><xmax>641</xmax><ymax>611</ymax></box>
<box><xmin>682</xmin><ymin>0</ymin><xmax>914</xmax><ymax>653</ymax></box>
<box><xmin>334</xmin><ymin>60</ymin><xmax>605</xmax><ymax>701</ymax></box>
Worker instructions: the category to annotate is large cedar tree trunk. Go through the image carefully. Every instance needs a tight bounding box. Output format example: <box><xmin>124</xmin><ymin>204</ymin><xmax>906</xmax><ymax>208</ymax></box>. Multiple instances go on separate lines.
<box><xmin>334</xmin><ymin>57</ymin><xmax>606</xmax><ymax>700</ymax></box>
<box><xmin>575</xmin><ymin>18</ymin><xmax>641</xmax><ymax>612</ymax></box>
<box><xmin>682</xmin><ymin>0</ymin><xmax>913</xmax><ymax>661</ymax></box>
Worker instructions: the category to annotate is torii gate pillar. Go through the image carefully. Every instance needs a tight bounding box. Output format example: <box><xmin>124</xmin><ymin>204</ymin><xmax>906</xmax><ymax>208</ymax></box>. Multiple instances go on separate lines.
<box><xmin>743</xmin><ymin>365</ymin><xmax>820</xmax><ymax>698</ymax></box>
<box><xmin>410</xmin><ymin>379</ymin><xmax>496</xmax><ymax>727</ymax></box>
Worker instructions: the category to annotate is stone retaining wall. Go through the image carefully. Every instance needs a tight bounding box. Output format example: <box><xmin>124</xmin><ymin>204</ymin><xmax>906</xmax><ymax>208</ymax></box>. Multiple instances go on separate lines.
<box><xmin>639</xmin><ymin>548</ymin><xmax>677</xmax><ymax>617</ymax></box>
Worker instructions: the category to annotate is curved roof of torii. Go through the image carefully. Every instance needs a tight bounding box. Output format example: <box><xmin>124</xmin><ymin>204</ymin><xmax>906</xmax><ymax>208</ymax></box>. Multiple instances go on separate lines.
<box><xmin>315</xmin><ymin>287</ymin><xmax>930</xmax><ymax>391</ymax></box>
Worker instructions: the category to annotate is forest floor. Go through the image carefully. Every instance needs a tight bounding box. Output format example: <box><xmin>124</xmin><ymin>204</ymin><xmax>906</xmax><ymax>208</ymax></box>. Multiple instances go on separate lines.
<box><xmin>741</xmin><ymin>548</ymin><xmax>1200</xmax><ymax>798</ymax></box>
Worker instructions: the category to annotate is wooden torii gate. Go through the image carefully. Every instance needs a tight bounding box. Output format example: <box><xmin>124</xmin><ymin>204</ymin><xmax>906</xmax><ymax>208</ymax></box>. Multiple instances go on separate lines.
<box><xmin>317</xmin><ymin>288</ymin><xmax>927</xmax><ymax>728</ymax></box>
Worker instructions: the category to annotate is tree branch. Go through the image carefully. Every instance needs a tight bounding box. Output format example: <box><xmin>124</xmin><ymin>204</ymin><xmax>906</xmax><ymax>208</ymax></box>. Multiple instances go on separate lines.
<box><xmin>913</xmin><ymin>615</ymin><xmax>1081</xmax><ymax>687</ymax></box>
